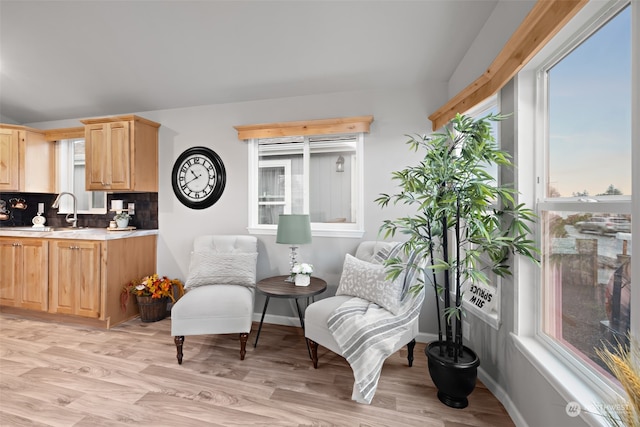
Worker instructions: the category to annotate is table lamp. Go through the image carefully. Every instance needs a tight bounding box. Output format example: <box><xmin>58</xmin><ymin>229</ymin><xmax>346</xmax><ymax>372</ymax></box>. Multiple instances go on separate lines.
<box><xmin>276</xmin><ymin>214</ymin><xmax>312</xmax><ymax>280</ymax></box>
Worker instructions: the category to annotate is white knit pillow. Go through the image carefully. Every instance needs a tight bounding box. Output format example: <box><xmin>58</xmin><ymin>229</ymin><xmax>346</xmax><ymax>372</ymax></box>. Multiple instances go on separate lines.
<box><xmin>185</xmin><ymin>251</ymin><xmax>258</xmax><ymax>289</ymax></box>
<box><xmin>336</xmin><ymin>254</ymin><xmax>403</xmax><ymax>314</ymax></box>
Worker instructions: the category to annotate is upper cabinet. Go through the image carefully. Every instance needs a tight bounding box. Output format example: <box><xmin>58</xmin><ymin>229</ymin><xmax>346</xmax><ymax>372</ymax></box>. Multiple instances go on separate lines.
<box><xmin>0</xmin><ymin>125</ymin><xmax>55</xmax><ymax>193</ymax></box>
<box><xmin>81</xmin><ymin>115</ymin><xmax>160</xmax><ymax>192</ymax></box>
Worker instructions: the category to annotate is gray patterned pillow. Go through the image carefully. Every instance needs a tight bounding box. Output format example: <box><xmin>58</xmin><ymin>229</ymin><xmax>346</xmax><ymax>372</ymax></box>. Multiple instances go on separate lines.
<box><xmin>185</xmin><ymin>251</ymin><xmax>258</xmax><ymax>289</ymax></box>
<box><xmin>336</xmin><ymin>254</ymin><xmax>403</xmax><ymax>314</ymax></box>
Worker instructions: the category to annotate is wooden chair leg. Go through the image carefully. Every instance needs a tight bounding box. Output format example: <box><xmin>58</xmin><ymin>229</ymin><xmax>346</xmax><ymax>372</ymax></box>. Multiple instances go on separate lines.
<box><xmin>308</xmin><ymin>339</ymin><xmax>319</xmax><ymax>369</ymax></box>
<box><xmin>174</xmin><ymin>336</ymin><xmax>184</xmax><ymax>365</ymax></box>
<box><xmin>407</xmin><ymin>339</ymin><xmax>416</xmax><ymax>367</ymax></box>
<box><xmin>239</xmin><ymin>332</ymin><xmax>248</xmax><ymax>360</ymax></box>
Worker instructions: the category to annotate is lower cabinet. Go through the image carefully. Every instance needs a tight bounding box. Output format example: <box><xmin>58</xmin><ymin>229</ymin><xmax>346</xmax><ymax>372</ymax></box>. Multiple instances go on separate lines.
<box><xmin>0</xmin><ymin>237</ymin><xmax>48</xmax><ymax>311</ymax></box>
<box><xmin>0</xmin><ymin>234</ymin><xmax>157</xmax><ymax>328</ymax></box>
<box><xmin>49</xmin><ymin>239</ymin><xmax>101</xmax><ymax>318</ymax></box>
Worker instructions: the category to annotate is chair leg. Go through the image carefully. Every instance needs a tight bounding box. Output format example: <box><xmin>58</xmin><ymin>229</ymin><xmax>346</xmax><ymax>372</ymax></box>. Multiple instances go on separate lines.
<box><xmin>174</xmin><ymin>336</ymin><xmax>184</xmax><ymax>365</ymax></box>
<box><xmin>308</xmin><ymin>339</ymin><xmax>319</xmax><ymax>369</ymax></box>
<box><xmin>239</xmin><ymin>333</ymin><xmax>248</xmax><ymax>360</ymax></box>
<box><xmin>407</xmin><ymin>339</ymin><xmax>416</xmax><ymax>367</ymax></box>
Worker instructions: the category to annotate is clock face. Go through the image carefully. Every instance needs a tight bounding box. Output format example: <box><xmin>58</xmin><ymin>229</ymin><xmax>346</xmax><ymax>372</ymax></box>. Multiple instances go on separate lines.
<box><xmin>171</xmin><ymin>147</ymin><xmax>226</xmax><ymax>209</ymax></box>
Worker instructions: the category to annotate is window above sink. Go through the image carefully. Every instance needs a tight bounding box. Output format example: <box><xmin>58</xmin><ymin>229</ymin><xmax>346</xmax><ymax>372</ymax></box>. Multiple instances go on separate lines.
<box><xmin>56</xmin><ymin>138</ymin><xmax>106</xmax><ymax>214</ymax></box>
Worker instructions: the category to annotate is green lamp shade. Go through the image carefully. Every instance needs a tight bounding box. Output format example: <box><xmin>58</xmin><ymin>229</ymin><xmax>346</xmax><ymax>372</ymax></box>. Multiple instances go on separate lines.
<box><xmin>276</xmin><ymin>214</ymin><xmax>312</xmax><ymax>245</ymax></box>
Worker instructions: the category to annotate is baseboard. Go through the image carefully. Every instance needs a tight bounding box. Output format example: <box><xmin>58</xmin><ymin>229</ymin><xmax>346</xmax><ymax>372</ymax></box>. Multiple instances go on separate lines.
<box><xmin>477</xmin><ymin>368</ymin><xmax>527</xmax><ymax>427</ymax></box>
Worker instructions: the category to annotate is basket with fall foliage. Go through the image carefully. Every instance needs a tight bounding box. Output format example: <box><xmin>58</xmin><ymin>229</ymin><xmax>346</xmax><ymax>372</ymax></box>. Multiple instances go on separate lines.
<box><xmin>120</xmin><ymin>274</ymin><xmax>184</xmax><ymax>322</ymax></box>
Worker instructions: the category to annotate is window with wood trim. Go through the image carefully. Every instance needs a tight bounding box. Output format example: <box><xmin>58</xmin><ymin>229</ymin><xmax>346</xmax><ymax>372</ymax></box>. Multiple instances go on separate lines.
<box><xmin>237</xmin><ymin>117</ymin><xmax>372</xmax><ymax>238</ymax></box>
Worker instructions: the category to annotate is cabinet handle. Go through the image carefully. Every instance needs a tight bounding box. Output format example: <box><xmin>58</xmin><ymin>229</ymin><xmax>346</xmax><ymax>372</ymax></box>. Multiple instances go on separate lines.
<box><xmin>12</xmin><ymin>242</ymin><xmax>22</xmax><ymax>247</ymax></box>
<box><xmin>68</xmin><ymin>245</ymin><xmax>80</xmax><ymax>250</ymax></box>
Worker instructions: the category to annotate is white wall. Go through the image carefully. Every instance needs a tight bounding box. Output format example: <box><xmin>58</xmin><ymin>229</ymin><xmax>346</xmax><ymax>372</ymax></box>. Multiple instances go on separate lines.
<box><xmin>448</xmin><ymin>0</ymin><xmax>536</xmax><ymax>99</ymax></box>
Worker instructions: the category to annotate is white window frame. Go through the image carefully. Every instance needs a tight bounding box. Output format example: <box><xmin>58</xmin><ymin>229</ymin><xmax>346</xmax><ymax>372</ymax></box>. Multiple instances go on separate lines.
<box><xmin>512</xmin><ymin>1</ymin><xmax>636</xmax><ymax>422</ymax></box>
<box><xmin>247</xmin><ymin>133</ymin><xmax>365</xmax><ymax>238</ymax></box>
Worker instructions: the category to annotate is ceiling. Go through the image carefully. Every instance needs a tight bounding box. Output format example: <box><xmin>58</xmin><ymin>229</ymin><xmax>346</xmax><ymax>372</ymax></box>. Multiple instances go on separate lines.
<box><xmin>0</xmin><ymin>0</ymin><xmax>502</xmax><ymax>124</ymax></box>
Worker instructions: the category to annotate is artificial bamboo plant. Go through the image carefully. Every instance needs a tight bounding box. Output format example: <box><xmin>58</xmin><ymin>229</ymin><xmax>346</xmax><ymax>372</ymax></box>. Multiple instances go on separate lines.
<box><xmin>377</xmin><ymin>113</ymin><xmax>539</xmax><ymax>361</ymax></box>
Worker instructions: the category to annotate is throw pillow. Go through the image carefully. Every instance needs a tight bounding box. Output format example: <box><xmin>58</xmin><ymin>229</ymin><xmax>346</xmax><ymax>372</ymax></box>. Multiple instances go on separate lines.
<box><xmin>336</xmin><ymin>254</ymin><xmax>403</xmax><ymax>314</ymax></box>
<box><xmin>185</xmin><ymin>251</ymin><xmax>258</xmax><ymax>290</ymax></box>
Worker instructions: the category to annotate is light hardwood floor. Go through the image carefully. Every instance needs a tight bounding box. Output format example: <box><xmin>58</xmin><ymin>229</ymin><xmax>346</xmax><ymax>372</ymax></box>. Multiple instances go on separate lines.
<box><xmin>0</xmin><ymin>312</ymin><xmax>514</xmax><ymax>426</ymax></box>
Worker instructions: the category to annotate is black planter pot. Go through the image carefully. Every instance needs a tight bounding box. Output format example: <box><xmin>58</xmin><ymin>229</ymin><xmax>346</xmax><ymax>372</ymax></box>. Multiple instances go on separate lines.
<box><xmin>426</xmin><ymin>341</ymin><xmax>480</xmax><ymax>409</ymax></box>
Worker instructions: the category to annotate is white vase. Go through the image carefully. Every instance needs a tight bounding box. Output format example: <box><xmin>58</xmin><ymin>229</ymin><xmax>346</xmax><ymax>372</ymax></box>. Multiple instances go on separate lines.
<box><xmin>295</xmin><ymin>274</ymin><xmax>310</xmax><ymax>287</ymax></box>
<box><xmin>116</xmin><ymin>218</ymin><xmax>129</xmax><ymax>228</ymax></box>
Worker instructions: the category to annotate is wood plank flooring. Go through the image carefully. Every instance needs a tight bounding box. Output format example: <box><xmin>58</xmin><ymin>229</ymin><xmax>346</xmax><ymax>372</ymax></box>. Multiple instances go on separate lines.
<box><xmin>0</xmin><ymin>313</ymin><xmax>514</xmax><ymax>426</ymax></box>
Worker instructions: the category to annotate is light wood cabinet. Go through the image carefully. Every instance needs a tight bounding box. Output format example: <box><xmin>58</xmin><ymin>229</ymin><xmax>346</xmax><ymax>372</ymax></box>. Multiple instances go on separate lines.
<box><xmin>81</xmin><ymin>115</ymin><xmax>160</xmax><ymax>192</ymax></box>
<box><xmin>0</xmin><ymin>237</ymin><xmax>48</xmax><ymax>311</ymax></box>
<box><xmin>0</xmin><ymin>125</ymin><xmax>55</xmax><ymax>192</ymax></box>
<box><xmin>49</xmin><ymin>240</ymin><xmax>102</xmax><ymax>318</ymax></box>
<box><xmin>1</xmin><ymin>234</ymin><xmax>157</xmax><ymax>328</ymax></box>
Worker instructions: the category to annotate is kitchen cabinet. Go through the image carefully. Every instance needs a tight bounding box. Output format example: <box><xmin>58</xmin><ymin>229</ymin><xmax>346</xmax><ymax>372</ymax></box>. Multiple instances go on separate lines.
<box><xmin>0</xmin><ymin>237</ymin><xmax>48</xmax><ymax>311</ymax></box>
<box><xmin>0</xmin><ymin>232</ymin><xmax>157</xmax><ymax>328</ymax></box>
<box><xmin>81</xmin><ymin>115</ymin><xmax>160</xmax><ymax>192</ymax></box>
<box><xmin>49</xmin><ymin>239</ymin><xmax>102</xmax><ymax>318</ymax></box>
<box><xmin>0</xmin><ymin>125</ymin><xmax>55</xmax><ymax>192</ymax></box>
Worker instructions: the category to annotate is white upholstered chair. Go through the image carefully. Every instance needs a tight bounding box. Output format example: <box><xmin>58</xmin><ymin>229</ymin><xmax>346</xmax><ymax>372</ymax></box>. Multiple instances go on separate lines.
<box><xmin>171</xmin><ymin>235</ymin><xmax>258</xmax><ymax>364</ymax></box>
<box><xmin>304</xmin><ymin>241</ymin><xmax>422</xmax><ymax>369</ymax></box>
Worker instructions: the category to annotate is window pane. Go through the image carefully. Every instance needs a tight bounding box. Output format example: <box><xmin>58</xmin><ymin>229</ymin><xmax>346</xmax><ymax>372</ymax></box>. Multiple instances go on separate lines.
<box><xmin>258</xmin><ymin>162</ymin><xmax>288</xmax><ymax>225</ymax></box>
<box><xmin>547</xmin><ymin>7</ymin><xmax>631</xmax><ymax>198</ymax></box>
<box><xmin>258</xmin><ymin>144</ymin><xmax>303</xmax><ymax>224</ymax></box>
<box><xmin>542</xmin><ymin>210</ymin><xmax>632</xmax><ymax>379</ymax></box>
<box><xmin>257</xmin><ymin>138</ymin><xmax>359</xmax><ymax>226</ymax></box>
<box><xmin>309</xmin><ymin>145</ymin><xmax>356</xmax><ymax>223</ymax></box>
<box><xmin>538</xmin><ymin>3</ymin><xmax>634</xmax><ymax>397</ymax></box>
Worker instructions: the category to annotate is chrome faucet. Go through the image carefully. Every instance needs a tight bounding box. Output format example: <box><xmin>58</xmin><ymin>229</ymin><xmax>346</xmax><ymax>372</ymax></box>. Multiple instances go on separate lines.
<box><xmin>52</xmin><ymin>192</ymin><xmax>78</xmax><ymax>228</ymax></box>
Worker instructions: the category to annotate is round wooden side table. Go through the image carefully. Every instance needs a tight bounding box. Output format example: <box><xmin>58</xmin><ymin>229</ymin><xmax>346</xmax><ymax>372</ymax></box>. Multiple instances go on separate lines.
<box><xmin>254</xmin><ymin>275</ymin><xmax>327</xmax><ymax>350</ymax></box>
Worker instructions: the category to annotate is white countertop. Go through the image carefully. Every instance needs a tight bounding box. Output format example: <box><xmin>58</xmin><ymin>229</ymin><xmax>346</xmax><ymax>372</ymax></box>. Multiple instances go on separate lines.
<box><xmin>0</xmin><ymin>227</ymin><xmax>158</xmax><ymax>240</ymax></box>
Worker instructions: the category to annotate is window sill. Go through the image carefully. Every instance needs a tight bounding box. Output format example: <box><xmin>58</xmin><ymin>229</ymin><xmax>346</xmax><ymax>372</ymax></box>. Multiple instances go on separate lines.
<box><xmin>511</xmin><ymin>334</ymin><xmax>620</xmax><ymax>426</ymax></box>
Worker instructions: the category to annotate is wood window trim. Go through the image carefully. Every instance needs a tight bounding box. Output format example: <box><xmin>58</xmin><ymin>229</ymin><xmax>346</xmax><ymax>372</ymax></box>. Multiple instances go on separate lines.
<box><xmin>428</xmin><ymin>0</ymin><xmax>588</xmax><ymax>131</ymax></box>
<box><xmin>44</xmin><ymin>127</ymin><xmax>84</xmax><ymax>141</ymax></box>
<box><xmin>234</xmin><ymin>115</ymin><xmax>373</xmax><ymax>140</ymax></box>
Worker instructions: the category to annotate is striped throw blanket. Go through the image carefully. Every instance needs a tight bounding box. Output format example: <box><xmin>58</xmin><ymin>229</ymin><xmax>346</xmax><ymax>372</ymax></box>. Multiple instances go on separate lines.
<box><xmin>327</xmin><ymin>288</ymin><xmax>425</xmax><ymax>404</ymax></box>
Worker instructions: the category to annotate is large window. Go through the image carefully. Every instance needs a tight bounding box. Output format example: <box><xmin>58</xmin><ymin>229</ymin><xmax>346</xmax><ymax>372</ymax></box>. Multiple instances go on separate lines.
<box><xmin>248</xmin><ymin>134</ymin><xmax>363</xmax><ymax>237</ymax></box>
<box><xmin>537</xmin><ymin>2</ymin><xmax>632</xmax><ymax>389</ymax></box>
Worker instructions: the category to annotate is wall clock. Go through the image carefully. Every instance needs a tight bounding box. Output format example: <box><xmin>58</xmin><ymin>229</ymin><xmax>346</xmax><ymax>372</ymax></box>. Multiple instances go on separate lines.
<box><xmin>171</xmin><ymin>146</ymin><xmax>226</xmax><ymax>209</ymax></box>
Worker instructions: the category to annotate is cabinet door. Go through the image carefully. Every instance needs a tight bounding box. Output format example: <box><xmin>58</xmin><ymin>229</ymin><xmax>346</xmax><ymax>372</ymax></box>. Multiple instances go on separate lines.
<box><xmin>0</xmin><ymin>238</ymin><xmax>20</xmax><ymax>305</ymax></box>
<box><xmin>49</xmin><ymin>240</ymin><xmax>101</xmax><ymax>317</ymax></box>
<box><xmin>0</xmin><ymin>128</ymin><xmax>19</xmax><ymax>191</ymax></box>
<box><xmin>0</xmin><ymin>238</ymin><xmax>47</xmax><ymax>310</ymax></box>
<box><xmin>20</xmin><ymin>239</ymin><xmax>48</xmax><ymax>311</ymax></box>
<box><xmin>85</xmin><ymin>121</ymin><xmax>131</xmax><ymax>190</ymax></box>
<box><xmin>85</xmin><ymin>124</ymin><xmax>109</xmax><ymax>190</ymax></box>
<box><xmin>22</xmin><ymin>130</ymin><xmax>55</xmax><ymax>193</ymax></box>
<box><xmin>107</xmin><ymin>121</ymin><xmax>131</xmax><ymax>190</ymax></box>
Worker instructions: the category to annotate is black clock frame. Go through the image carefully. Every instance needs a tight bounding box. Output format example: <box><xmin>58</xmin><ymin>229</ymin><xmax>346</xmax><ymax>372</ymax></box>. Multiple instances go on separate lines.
<box><xmin>171</xmin><ymin>146</ymin><xmax>226</xmax><ymax>209</ymax></box>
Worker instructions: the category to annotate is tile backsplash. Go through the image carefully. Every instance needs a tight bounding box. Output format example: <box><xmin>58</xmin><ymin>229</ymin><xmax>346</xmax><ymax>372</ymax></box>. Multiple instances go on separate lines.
<box><xmin>0</xmin><ymin>192</ymin><xmax>158</xmax><ymax>229</ymax></box>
